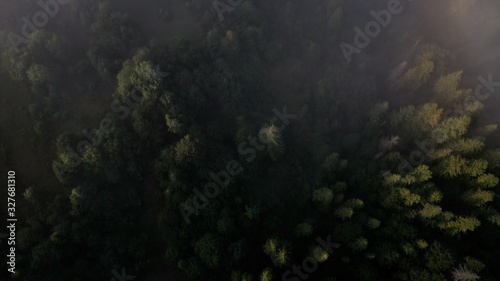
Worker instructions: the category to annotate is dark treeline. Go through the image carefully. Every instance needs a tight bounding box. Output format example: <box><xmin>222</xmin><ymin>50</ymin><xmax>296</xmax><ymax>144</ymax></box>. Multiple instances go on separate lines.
<box><xmin>1</xmin><ymin>0</ymin><xmax>500</xmax><ymax>280</ymax></box>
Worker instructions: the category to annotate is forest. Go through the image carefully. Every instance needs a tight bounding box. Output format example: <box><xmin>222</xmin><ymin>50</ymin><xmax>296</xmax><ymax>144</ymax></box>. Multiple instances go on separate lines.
<box><xmin>1</xmin><ymin>0</ymin><xmax>500</xmax><ymax>280</ymax></box>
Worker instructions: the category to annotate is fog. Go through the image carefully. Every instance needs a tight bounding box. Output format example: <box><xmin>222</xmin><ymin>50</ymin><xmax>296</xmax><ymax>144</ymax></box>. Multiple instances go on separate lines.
<box><xmin>1</xmin><ymin>0</ymin><xmax>500</xmax><ymax>280</ymax></box>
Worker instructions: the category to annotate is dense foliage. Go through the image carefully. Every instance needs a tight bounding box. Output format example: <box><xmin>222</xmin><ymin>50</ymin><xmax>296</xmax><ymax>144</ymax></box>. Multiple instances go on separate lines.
<box><xmin>1</xmin><ymin>0</ymin><xmax>500</xmax><ymax>280</ymax></box>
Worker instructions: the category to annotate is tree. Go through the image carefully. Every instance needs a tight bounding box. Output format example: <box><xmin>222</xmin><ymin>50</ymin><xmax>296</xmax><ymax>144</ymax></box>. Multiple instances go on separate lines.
<box><xmin>194</xmin><ymin>233</ymin><xmax>220</xmax><ymax>269</ymax></box>
<box><xmin>398</xmin><ymin>188</ymin><xmax>421</xmax><ymax>206</ymax></box>
<box><xmin>27</xmin><ymin>64</ymin><xmax>49</xmax><ymax>84</ymax></box>
<box><xmin>263</xmin><ymin>238</ymin><xmax>290</xmax><ymax>267</ymax></box>
<box><xmin>116</xmin><ymin>60</ymin><xmax>165</xmax><ymax>101</ymax></box>
<box><xmin>432</xmin><ymin>116</ymin><xmax>471</xmax><ymax>144</ymax></box>
<box><xmin>258</xmin><ymin>124</ymin><xmax>283</xmax><ymax>160</ymax></box>
<box><xmin>313</xmin><ymin>187</ymin><xmax>334</xmax><ymax>206</ymax></box>
<box><xmin>395</xmin><ymin>58</ymin><xmax>434</xmax><ymax>91</ymax></box>
<box><xmin>23</xmin><ymin>186</ymin><xmax>37</xmax><ymax>204</ymax></box>
<box><xmin>463</xmin><ymin>256</ymin><xmax>485</xmax><ymax>273</ymax></box>
<box><xmin>419</xmin><ymin>203</ymin><xmax>442</xmax><ymax>219</ymax></box>
<box><xmin>463</xmin><ymin>159</ymin><xmax>488</xmax><ymax>177</ymax></box>
<box><xmin>335</xmin><ymin>206</ymin><xmax>354</xmax><ymax>220</ymax></box>
<box><xmin>451</xmin><ymin>264</ymin><xmax>480</xmax><ymax>281</ymax></box>
<box><xmin>425</xmin><ymin>242</ymin><xmax>454</xmax><ymax>271</ymax></box>
<box><xmin>349</xmin><ymin>237</ymin><xmax>368</xmax><ymax>252</ymax></box>
<box><xmin>323</xmin><ymin>152</ymin><xmax>346</xmax><ymax>177</ymax></box>
<box><xmin>232</xmin><ymin>272</ymin><xmax>253</xmax><ymax>281</ymax></box>
<box><xmin>366</xmin><ymin>218</ymin><xmax>381</xmax><ymax>229</ymax></box>
<box><xmin>174</xmin><ymin>134</ymin><xmax>199</xmax><ymax>166</ymax></box>
<box><xmin>165</xmin><ymin>114</ymin><xmax>186</xmax><ymax>135</ymax></box>
<box><xmin>88</xmin><ymin>3</ymin><xmax>141</xmax><ymax>78</ymax></box>
<box><xmin>447</xmin><ymin>138</ymin><xmax>484</xmax><ymax>154</ymax></box>
<box><xmin>438</xmin><ymin>155</ymin><xmax>468</xmax><ymax>178</ymax></box>
<box><xmin>312</xmin><ymin>246</ymin><xmax>330</xmax><ymax>262</ymax></box>
<box><xmin>462</xmin><ymin>189</ymin><xmax>494</xmax><ymax>207</ymax></box>
<box><xmin>260</xmin><ymin>268</ymin><xmax>273</xmax><ymax>281</ymax></box>
<box><xmin>295</xmin><ymin>222</ymin><xmax>313</xmax><ymax>237</ymax></box>
<box><xmin>414</xmin><ymin>103</ymin><xmax>443</xmax><ymax>132</ymax></box>
<box><xmin>433</xmin><ymin>71</ymin><xmax>467</xmax><ymax>106</ymax></box>
<box><xmin>438</xmin><ymin>216</ymin><xmax>481</xmax><ymax>236</ymax></box>
<box><xmin>216</xmin><ymin>212</ymin><xmax>234</xmax><ymax>235</ymax></box>
<box><xmin>475</xmin><ymin>173</ymin><xmax>499</xmax><ymax>188</ymax></box>
<box><xmin>45</xmin><ymin>33</ymin><xmax>72</xmax><ymax>62</ymax></box>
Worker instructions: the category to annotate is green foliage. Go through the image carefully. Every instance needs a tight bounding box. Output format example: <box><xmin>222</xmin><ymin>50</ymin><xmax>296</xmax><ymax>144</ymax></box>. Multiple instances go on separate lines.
<box><xmin>485</xmin><ymin>149</ymin><xmax>500</xmax><ymax>168</ymax></box>
<box><xmin>396</xmin><ymin>57</ymin><xmax>434</xmax><ymax>91</ymax></box>
<box><xmin>216</xmin><ymin>212</ymin><xmax>234</xmax><ymax>235</ymax></box>
<box><xmin>4</xmin><ymin>1</ymin><xmax>500</xmax><ymax>280</ymax></box>
<box><xmin>312</xmin><ymin>246</ymin><xmax>330</xmax><ymax>262</ymax></box>
<box><xmin>405</xmin><ymin>165</ymin><xmax>433</xmax><ymax>184</ymax></box>
<box><xmin>349</xmin><ymin>237</ymin><xmax>368</xmax><ymax>252</ymax></box>
<box><xmin>27</xmin><ymin>64</ymin><xmax>49</xmax><ymax>84</ymax></box>
<box><xmin>376</xmin><ymin>242</ymin><xmax>400</xmax><ymax>266</ymax></box>
<box><xmin>438</xmin><ymin>155</ymin><xmax>468</xmax><ymax>178</ymax></box>
<box><xmin>174</xmin><ymin>134</ymin><xmax>199</xmax><ymax>165</ymax></box>
<box><xmin>463</xmin><ymin>256</ymin><xmax>485</xmax><ymax>273</ymax></box>
<box><xmin>475</xmin><ymin>174</ymin><xmax>499</xmax><ymax>188</ymax></box>
<box><xmin>260</xmin><ymin>268</ymin><xmax>273</xmax><ymax>281</ymax></box>
<box><xmin>245</xmin><ymin>205</ymin><xmax>260</xmax><ymax>220</ymax></box>
<box><xmin>259</xmin><ymin>123</ymin><xmax>284</xmax><ymax>160</ymax></box>
<box><xmin>366</xmin><ymin>218</ymin><xmax>381</xmax><ymax>229</ymax></box>
<box><xmin>323</xmin><ymin>152</ymin><xmax>341</xmax><ymax>175</ymax></box>
<box><xmin>415</xmin><ymin>103</ymin><xmax>443</xmax><ymax>132</ymax></box>
<box><xmin>232</xmin><ymin>272</ymin><xmax>253</xmax><ymax>281</ymax></box>
<box><xmin>433</xmin><ymin>71</ymin><xmax>468</xmax><ymax>105</ymax></box>
<box><xmin>295</xmin><ymin>222</ymin><xmax>313</xmax><ymax>237</ymax></box>
<box><xmin>462</xmin><ymin>189</ymin><xmax>494</xmax><ymax>207</ymax></box>
<box><xmin>464</xmin><ymin>159</ymin><xmax>488</xmax><ymax>177</ymax></box>
<box><xmin>398</xmin><ymin>188</ymin><xmax>422</xmax><ymax>206</ymax></box>
<box><xmin>165</xmin><ymin>114</ymin><xmax>185</xmax><ymax>135</ymax></box>
<box><xmin>425</xmin><ymin>242</ymin><xmax>454</xmax><ymax>271</ymax></box>
<box><xmin>117</xmin><ymin>60</ymin><xmax>164</xmax><ymax>98</ymax></box>
<box><xmin>23</xmin><ymin>187</ymin><xmax>37</xmax><ymax>204</ymax></box>
<box><xmin>263</xmin><ymin>238</ymin><xmax>290</xmax><ymax>268</ymax></box>
<box><xmin>335</xmin><ymin>206</ymin><xmax>354</xmax><ymax>220</ymax></box>
<box><xmin>438</xmin><ymin>216</ymin><xmax>481</xmax><ymax>236</ymax></box>
<box><xmin>416</xmin><ymin>239</ymin><xmax>429</xmax><ymax>250</ymax></box>
<box><xmin>313</xmin><ymin>187</ymin><xmax>334</xmax><ymax>206</ymax></box>
<box><xmin>419</xmin><ymin>203</ymin><xmax>442</xmax><ymax>219</ymax></box>
<box><xmin>447</xmin><ymin>138</ymin><xmax>484</xmax><ymax>154</ymax></box>
<box><xmin>432</xmin><ymin>116</ymin><xmax>471</xmax><ymax>144</ymax></box>
<box><xmin>194</xmin><ymin>233</ymin><xmax>220</xmax><ymax>269</ymax></box>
